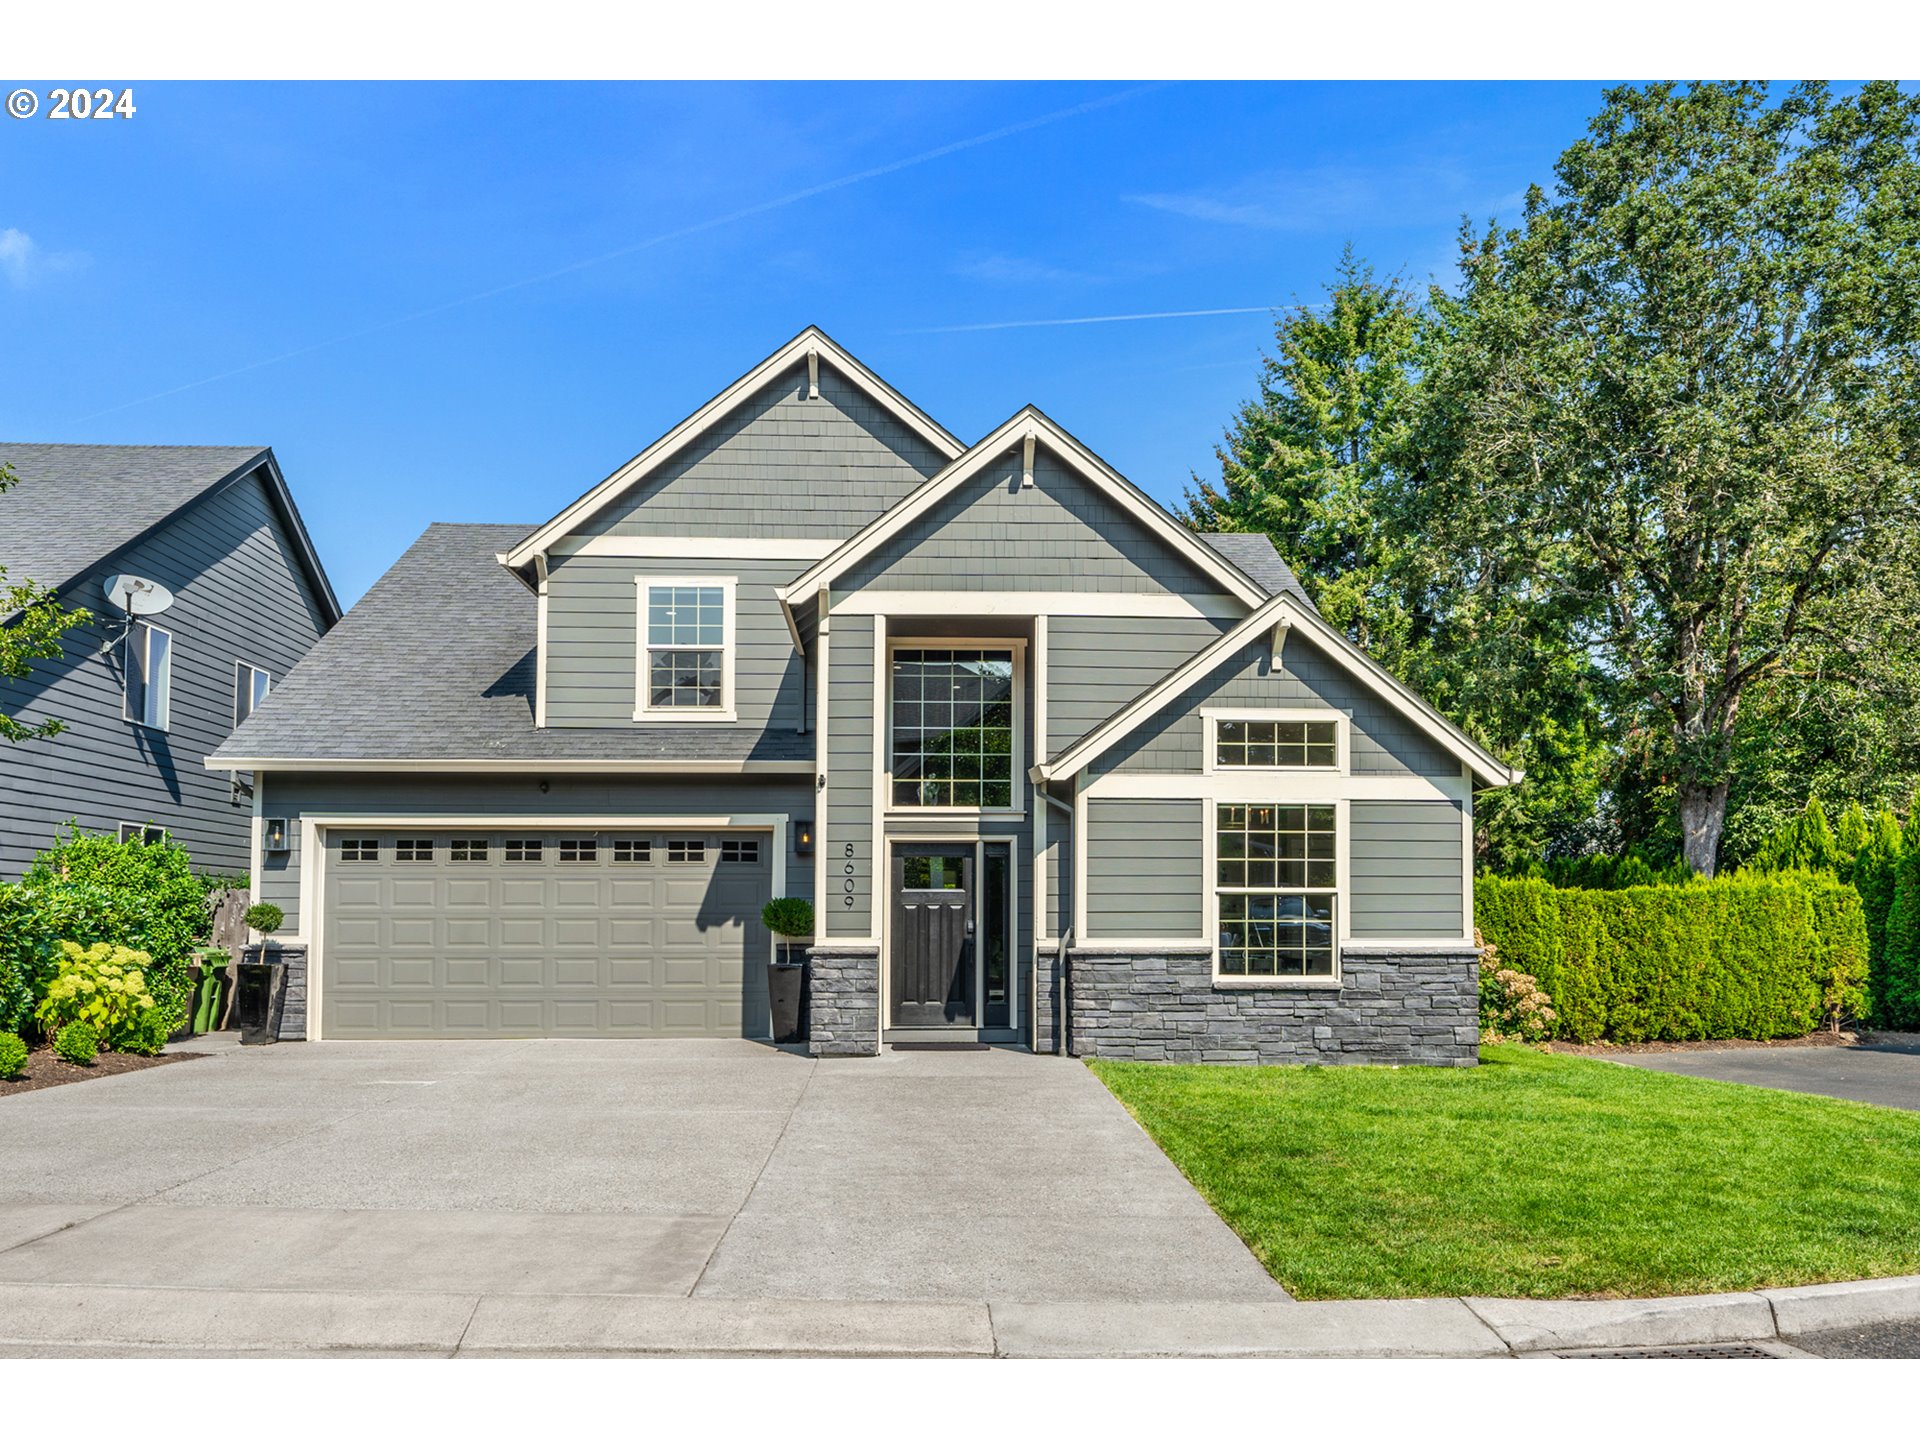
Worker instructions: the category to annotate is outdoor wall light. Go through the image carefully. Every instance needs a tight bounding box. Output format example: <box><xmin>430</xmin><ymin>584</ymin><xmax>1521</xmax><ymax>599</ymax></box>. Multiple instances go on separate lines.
<box><xmin>263</xmin><ymin>817</ymin><xmax>290</xmax><ymax>854</ymax></box>
<box><xmin>794</xmin><ymin>819</ymin><xmax>815</xmax><ymax>856</ymax></box>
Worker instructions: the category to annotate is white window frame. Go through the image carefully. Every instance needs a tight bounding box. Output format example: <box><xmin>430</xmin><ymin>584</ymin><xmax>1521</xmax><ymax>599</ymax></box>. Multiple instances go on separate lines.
<box><xmin>1202</xmin><ymin>706</ymin><xmax>1348</xmax><ymax>776</ymax></box>
<box><xmin>635</xmin><ymin>576</ymin><xmax>737</xmax><ymax>722</ymax></box>
<box><xmin>234</xmin><ymin>661</ymin><xmax>272</xmax><ymax>729</ymax></box>
<box><xmin>883</xmin><ymin>636</ymin><xmax>1027</xmax><ymax>817</ymax></box>
<box><xmin>1207</xmin><ymin>796</ymin><xmax>1348</xmax><ymax>988</ymax></box>
<box><xmin>123</xmin><ymin>620</ymin><xmax>173</xmax><ymax>731</ymax></box>
<box><xmin>117</xmin><ymin>822</ymin><xmax>164</xmax><ymax>845</ymax></box>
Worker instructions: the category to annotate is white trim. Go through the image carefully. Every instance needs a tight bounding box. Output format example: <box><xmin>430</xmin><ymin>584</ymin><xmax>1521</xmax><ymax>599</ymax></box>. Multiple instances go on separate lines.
<box><xmin>1201</xmin><ymin>706</ymin><xmax>1348</xmax><ymax>777</ymax></box>
<box><xmin>1462</xmin><ymin>761</ymin><xmax>1477</xmax><ymax>945</ymax></box>
<box><xmin>1084</xmin><ymin>770</ymin><xmax>1469</xmax><ymax>804</ymax></box>
<box><xmin>635</xmin><ymin>575</ymin><xmax>738</xmax><ymax>722</ymax></box>
<box><xmin>1070</xmin><ymin>939</ymin><xmax>1216</xmax><ymax>954</ymax></box>
<box><xmin>249</xmin><ymin>778</ymin><xmax>264</xmax><ymax>907</ymax></box>
<box><xmin>778</xmin><ymin>408</ymin><xmax>1269</xmax><ymax>611</ymax></box>
<box><xmin>232</xmin><ymin>660</ymin><xmax>273</xmax><ymax>731</ymax></box>
<box><xmin>884</xmin><ymin>636</ymin><xmax>1027</xmax><ymax>818</ymax></box>
<box><xmin>1204</xmin><ymin>794</ymin><xmax>1349</xmax><ymax>985</ymax></box>
<box><xmin>867</xmin><ymin>615</ymin><xmax>886</xmax><ymax>946</ymax></box>
<box><xmin>302</xmin><ymin>812</ymin><xmax>791</xmax><ymax>1042</ymax></box>
<box><xmin>504</xmin><ymin>328</ymin><xmax>963</xmax><ymax>568</ymax></box>
<box><xmin>550</xmin><ymin>535</ymin><xmax>838</xmax><ymax>560</ymax></box>
<box><xmin>1036</xmin><ymin>591</ymin><xmax>1519</xmax><ymax>790</ymax></box>
<box><xmin>205</xmin><ymin>758</ymin><xmax>814</xmax><ymax>774</ymax></box>
<box><xmin>1072</xmin><ymin>771</ymin><xmax>1089</xmax><ymax>947</ymax></box>
<box><xmin>1033</xmin><ymin>785</ymin><xmax>1049</xmax><ymax>946</ymax></box>
<box><xmin>533</xmin><ymin>554</ymin><xmax>549</xmax><ymax>729</ymax></box>
<box><xmin>1342</xmin><ymin>939</ymin><xmax>1481</xmax><ymax>955</ymax></box>
<box><xmin>826</xmin><ymin>590</ymin><xmax>1245</xmax><ymax>620</ymax></box>
<box><xmin>812</xmin><ymin>611</ymin><xmax>831</xmax><ymax>946</ymax></box>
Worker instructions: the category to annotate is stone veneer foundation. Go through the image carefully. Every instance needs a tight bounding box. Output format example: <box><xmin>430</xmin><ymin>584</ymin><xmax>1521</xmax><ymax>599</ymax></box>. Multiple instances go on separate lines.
<box><xmin>805</xmin><ymin>946</ymin><xmax>881</xmax><ymax>1057</ymax></box>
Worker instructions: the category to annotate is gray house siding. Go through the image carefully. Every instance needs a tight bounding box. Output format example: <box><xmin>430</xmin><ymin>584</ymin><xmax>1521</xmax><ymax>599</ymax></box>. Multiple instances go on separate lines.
<box><xmin>258</xmin><ymin>772</ymin><xmax>813</xmax><ymax>929</ymax></box>
<box><xmin>1</xmin><ymin>471</ymin><xmax>331</xmax><ymax>879</ymax></box>
<box><xmin>544</xmin><ymin>554</ymin><xmax>807</xmax><ymax>733</ymax></box>
<box><xmin>1042</xmin><ymin>818</ymin><xmax>1072</xmax><ymax>939</ymax></box>
<box><xmin>578</xmin><ymin>361</ymin><xmax>948</xmax><ymax>540</ymax></box>
<box><xmin>1084</xmin><ymin>798</ymin><xmax>1205</xmax><ymax>940</ymax></box>
<box><xmin>1093</xmin><ymin>632</ymin><xmax>1461</xmax><ymax>779</ymax></box>
<box><xmin>823</xmin><ymin>613</ymin><xmax>875</xmax><ymax>939</ymax></box>
<box><xmin>1046</xmin><ymin>614</ymin><xmax>1231</xmax><ymax>759</ymax></box>
<box><xmin>1350</xmin><ymin>799</ymin><xmax>1466</xmax><ymax>939</ymax></box>
<box><xmin>837</xmin><ymin>447</ymin><xmax>1234</xmax><ymax>600</ymax></box>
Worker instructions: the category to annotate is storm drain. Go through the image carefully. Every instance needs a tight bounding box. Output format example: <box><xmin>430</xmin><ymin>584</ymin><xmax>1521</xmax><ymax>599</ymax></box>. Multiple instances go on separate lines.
<box><xmin>1563</xmin><ymin>1343</ymin><xmax>1780</xmax><ymax>1359</ymax></box>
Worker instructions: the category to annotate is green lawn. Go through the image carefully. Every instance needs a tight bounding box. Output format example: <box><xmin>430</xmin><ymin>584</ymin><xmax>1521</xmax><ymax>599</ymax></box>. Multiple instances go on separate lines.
<box><xmin>1090</xmin><ymin>1045</ymin><xmax>1920</xmax><ymax>1300</ymax></box>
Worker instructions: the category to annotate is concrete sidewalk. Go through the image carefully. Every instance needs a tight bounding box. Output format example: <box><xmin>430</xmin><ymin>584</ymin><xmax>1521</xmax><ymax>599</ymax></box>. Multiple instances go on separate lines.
<box><xmin>0</xmin><ymin>1274</ymin><xmax>1916</xmax><ymax>1357</ymax></box>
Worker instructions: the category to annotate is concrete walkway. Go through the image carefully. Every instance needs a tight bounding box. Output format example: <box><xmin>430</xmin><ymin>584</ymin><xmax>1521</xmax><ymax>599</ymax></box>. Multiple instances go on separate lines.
<box><xmin>0</xmin><ymin>1036</ymin><xmax>1280</xmax><ymax>1306</ymax></box>
<box><xmin>1606</xmin><ymin>1033</ymin><xmax>1920</xmax><ymax>1111</ymax></box>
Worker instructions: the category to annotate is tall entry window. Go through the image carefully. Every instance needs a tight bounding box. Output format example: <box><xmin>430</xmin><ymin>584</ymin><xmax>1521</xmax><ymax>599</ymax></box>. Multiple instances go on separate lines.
<box><xmin>637</xmin><ymin>578</ymin><xmax>734</xmax><ymax>718</ymax></box>
<box><xmin>890</xmin><ymin>648</ymin><xmax>1016</xmax><ymax>809</ymax></box>
<box><xmin>1215</xmin><ymin>803</ymin><xmax>1338</xmax><ymax>978</ymax></box>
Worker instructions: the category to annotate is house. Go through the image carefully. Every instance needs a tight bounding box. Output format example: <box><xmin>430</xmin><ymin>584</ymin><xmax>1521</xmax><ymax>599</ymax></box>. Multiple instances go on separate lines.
<box><xmin>0</xmin><ymin>445</ymin><xmax>340</xmax><ymax>879</ymax></box>
<box><xmin>207</xmin><ymin>330</ymin><xmax>1516</xmax><ymax>1063</ymax></box>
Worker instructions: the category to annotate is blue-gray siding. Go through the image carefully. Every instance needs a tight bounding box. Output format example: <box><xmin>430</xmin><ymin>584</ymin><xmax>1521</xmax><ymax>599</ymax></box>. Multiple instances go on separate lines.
<box><xmin>1084</xmin><ymin>798</ymin><xmax>1205</xmax><ymax>940</ymax></box>
<box><xmin>1094</xmin><ymin>632</ymin><xmax>1461</xmax><ymax>778</ymax></box>
<box><xmin>544</xmin><ymin>554</ymin><xmax>806</xmax><ymax>732</ymax></box>
<box><xmin>1</xmin><ymin>471</ymin><xmax>331</xmax><ymax>878</ymax></box>
<box><xmin>1046</xmin><ymin>614</ymin><xmax>1232</xmax><ymax>759</ymax></box>
<box><xmin>823</xmin><ymin>613</ymin><xmax>875</xmax><ymax>938</ymax></box>
<box><xmin>258</xmin><ymin>772</ymin><xmax>813</xmax><ymax>929</ymax></box>
<box><xmin>838</xmin><ymin>446</ymin><xmax>1232</xmax><ymax>600</ymax></box>
<box><xmin>578</xmin><ymin>361</ymin><xmax>947</xmax><ymax>540</ymax></box>
<box><xmin>1350</xmin><ymin>799</ymin><xmax>1466</xmax><ymax>939</ymax></box>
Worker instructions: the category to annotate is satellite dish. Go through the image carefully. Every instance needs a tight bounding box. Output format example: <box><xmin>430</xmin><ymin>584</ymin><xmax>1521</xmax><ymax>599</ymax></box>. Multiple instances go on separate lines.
<box><xmin>102</xmin><ymin>574</ymin><xmax>175</xmax><ymax>617</ymax></box>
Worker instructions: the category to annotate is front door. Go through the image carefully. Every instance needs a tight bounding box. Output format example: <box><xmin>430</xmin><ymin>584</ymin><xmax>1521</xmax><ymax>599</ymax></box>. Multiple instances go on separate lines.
<box><xmin>891</xmin><ymin>848</ymin><xmax>974</xmax><ymax>1027</ymax></box>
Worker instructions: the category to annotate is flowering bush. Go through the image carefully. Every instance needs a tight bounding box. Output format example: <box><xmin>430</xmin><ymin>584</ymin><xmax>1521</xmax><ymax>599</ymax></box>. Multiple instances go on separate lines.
<box><xmin>1477</xmin><ymin>929</ymin><xmax>1557</xmax><ymax>1045</ymax></box>
<box><xmin>36</xmin><ymin>942</ymin><xmax>163</xmax><ymax>1054</ymax></box>
<box><xmin>53</xmin><ymin>1019</ymin><xmax>99</xmax><ymax>1066</ymax></box>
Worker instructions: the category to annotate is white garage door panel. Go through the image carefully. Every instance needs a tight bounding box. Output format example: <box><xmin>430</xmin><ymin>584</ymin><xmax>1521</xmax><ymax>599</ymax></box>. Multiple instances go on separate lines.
<box><xmin>321</xmin><ymin>829</ymin><xmax>773</xmax><ymax>1039</ymax></box>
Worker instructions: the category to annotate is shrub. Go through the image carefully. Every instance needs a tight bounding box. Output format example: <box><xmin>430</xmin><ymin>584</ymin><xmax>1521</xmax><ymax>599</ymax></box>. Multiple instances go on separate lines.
<box><xmin>36</xmin><ymin>942</ymin><xmax>162</xmax><ymax>1054</ymax></box>
<box><xmin>243</xmin><ymin>902</ymin><xmax>284</xmax><ymax>937</ymax></box>
<box><xmin>1476</xmin><ymin>871</ymin><xmax>1870</xmax><ymax>1043</ymax></box>
<box><xmin>1885</xmin><ymin>845</ymin><xmax>1920</xmax><ymax>1030</ymax></box>
<box><xmin>0</xmin><ymin>1033</ymin><xmax>27</xmax><ymax>1079</ymax></box>
<box><xmin>1476</xmin><ymin>930</ymin><xmax>1556</xmax><ymax>1044</ymax></box>
<box><xmin>53</xmin><ymin>1020</ymin><xmax>99</xmax><ymax>1066</ymax></box>
<box><xmin>761</xmin><ymin>898</ymin><xmax>814</xmax><ymax>940</ymax></box>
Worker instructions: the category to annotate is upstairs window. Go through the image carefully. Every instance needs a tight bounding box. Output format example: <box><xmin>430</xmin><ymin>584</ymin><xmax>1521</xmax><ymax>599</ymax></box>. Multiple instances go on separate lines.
<box><xmin>890</xmin><ymin>648</ymin><xmax>1017</xmax><ymax>809</ymax></box>
<box><xmin>639</xmin><ymin>579</ymin><xmax>734</xmax><ymax>718</ymax></box>
<box><xmin>124</xmin><ymin>620</ymin><xmax>172</xmax><ymax>730</ymax></box>
<box><xmin>234</xmin><ymin>662</ymin><xmax>272</xmax><ymax>728</ymax></box>
<box><xmin>1214</xmin><ymin>717</ymin><xmax>1339</xmax><ymax>770</ymax></box>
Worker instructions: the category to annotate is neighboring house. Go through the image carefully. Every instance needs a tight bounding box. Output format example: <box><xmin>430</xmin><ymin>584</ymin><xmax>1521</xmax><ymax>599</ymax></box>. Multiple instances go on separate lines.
<box><xmin>0</xmin><ymin>445</ymin><xmax>340</xmax><ymax>879</ymax></box>
<box><xmin>209</xmin><ymin>330</ymin><xmax>1517</xmax><ymax>1063</ymax></box>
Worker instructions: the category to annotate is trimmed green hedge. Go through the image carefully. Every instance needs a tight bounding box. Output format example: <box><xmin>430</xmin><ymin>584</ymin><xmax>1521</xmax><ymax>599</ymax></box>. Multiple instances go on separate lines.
<box><xmin>1476</xmin><ymin>873</ymin><xmax>1870</xmax><ymax>1042</ymax></box>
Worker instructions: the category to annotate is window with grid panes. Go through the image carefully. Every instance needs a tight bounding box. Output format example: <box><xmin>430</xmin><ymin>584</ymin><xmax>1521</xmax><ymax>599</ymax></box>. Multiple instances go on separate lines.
<box><xmin>1215</xmin><ymin>803</ymin><xmax>1337</xmax><ymax>978</ymax></box>
<box><xmin>395</xmin><ymin>838</ymin><xmax>434</xmax><ymax>862</ymax></box>
<box><xmin>1214</xmin><ymin>718</ymin><xmax>1338</xmax><ymax>769</ymax></box>
<box><xmin>890</xmin><ymin>648</ymin><xmax>1015</xmax><ymax>808</ymax></box>
<box><xmin>644</xmin><ymin>584</ymin><xmax>726</xmax><ymax>709</ymax></box>
<box><xmin>612</xmin><ymin>839</ymin><xmax>650</xmax><ymax>863</ymax></box>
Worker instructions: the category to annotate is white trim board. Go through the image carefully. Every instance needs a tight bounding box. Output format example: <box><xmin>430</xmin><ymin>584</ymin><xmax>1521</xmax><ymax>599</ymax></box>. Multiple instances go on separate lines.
<box><xmin>504</xmin><ymin>328</ymin><xmax>963</xmax><ymax>570</ymax></box>
<box><xmin>776</xmin><ymin>407</ymin><xmax>1269</xmax><ymax>612</ymax></box>
<box><xmin>550</xmin><ymin>535</ymin><xmax>837</xmax><ymax>560</ymax></box>
<box><xmin>825</xmin><ymin>590</ymin><xmax>1245</xmax><ymax>620</ymax></box>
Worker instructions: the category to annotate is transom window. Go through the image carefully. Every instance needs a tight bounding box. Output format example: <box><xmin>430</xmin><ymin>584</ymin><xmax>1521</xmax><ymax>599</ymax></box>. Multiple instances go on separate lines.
<box><xmin>341</xmin><ymin>838</ymin><xmax>378</xmax><ymax>862</ymax></box>
<box><xmin>667</xmin><ymin>839</ymin><xmax>705</xmax><ymax>863</ymax></box>
<box><xmin>641</xmin><ymin>581</ymin><xmax>731</xmax><ymax>713</ymax></box>
<box><xmin>612</xmin><ymin>839</ymin><xmax>650</xmax><ymax>863</ymax></box>
<box><xmin>123</xmin><ymin>620</ymin><xmax>172</xmax><ymax>730</ymax></box>
<box><xmin>890</xmin><ymin>648</ymin><xmax>1016</xmax><ymax>809</ymax></box>
<box><xmin>504</xmin><ymin>839</ymin><xmax>543</xmax><ymax>863</ymax></box>
<box><xmin>1215</xmin><ymin>718</ymin><xmax>1338</xmax><ymax>769</ymax></box>
<box><xmin>450</xmin><ymin>839</ymin><xmax>488</xmax><ymax>862</ymax></box>
<box><xmin>395</xmin><ymin>838</ymin><xmax>434</xmax><ymax>862</ymax></box>
<box><xmin>720</xmin><ymin>839</ymin><xmax>759</xmax><ymax>864</ymax></box>
<box><xmin>1216</xmin><ymin>804</ymin><xmax>1337</xmax><ymax>979</ymax></box>
<box><xmin>558</xmin><ymin>838</ymin><xmax>598</xmax><ymax>863</ymax></box>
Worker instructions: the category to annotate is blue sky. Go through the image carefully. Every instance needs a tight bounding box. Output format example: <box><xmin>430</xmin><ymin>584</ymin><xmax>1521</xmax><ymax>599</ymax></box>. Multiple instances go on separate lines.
<box><xmin>1</xmin><ymin>81</ymin><xmax>1609</xmax><ymax>605</ymax></box>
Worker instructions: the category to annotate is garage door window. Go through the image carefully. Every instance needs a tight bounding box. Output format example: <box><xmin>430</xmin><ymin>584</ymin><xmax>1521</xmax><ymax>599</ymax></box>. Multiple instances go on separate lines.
<box><xmin>504</xmin><ymin>839</ymin><xmax>543</xmax><ymax>862</ymax></box>
<box><xmin>451</xmin><ymin>839</ymin><xmax>488</xmax><ymax>862</ymax></box>
<box><xmin>559</xmin><ymin>838</ymin><xmax>599</xmax><ymax>863</ymax></box>
<box><xmin>396</xmin><ymin>838</ymin><xmax>434</xmax><ymax>862</ymax></box>
<box><xmin>341</xmin><ymin>838</ymin><xmax>378</xmax><ymax>861</ymax></box>
<box><xmin>613</xmin><ymin>839</ymin><xmax>651</xmax><ymax>863</ymax></box>
<box><xmin>721</xmin><ymin>839</ymin><xmax>759</xmax><ymax>863</ymax></box>
<box><xmin>667</xmin><ymin>839</ymin><xmax>706</xmax><ymax>863</ymax></box>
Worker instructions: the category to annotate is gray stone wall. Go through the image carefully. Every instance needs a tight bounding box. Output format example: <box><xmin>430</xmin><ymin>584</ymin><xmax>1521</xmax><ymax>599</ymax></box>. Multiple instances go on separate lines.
<box><xmin>1065</xmin><ymin>946</ymin><xmax>1478</xmax><ymax>1066</ymax></box>
<box><xmin>806</xmin><ymin>946</ymin><xmax>880</xmax><ymax>1057</ymax></box>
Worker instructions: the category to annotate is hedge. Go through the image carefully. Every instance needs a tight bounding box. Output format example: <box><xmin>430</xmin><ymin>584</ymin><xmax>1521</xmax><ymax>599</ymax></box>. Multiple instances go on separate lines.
<box><xmin>1475</xmin><ymin>873</ymin><xmax>1870</xmax><ymax>1043</ymax></box>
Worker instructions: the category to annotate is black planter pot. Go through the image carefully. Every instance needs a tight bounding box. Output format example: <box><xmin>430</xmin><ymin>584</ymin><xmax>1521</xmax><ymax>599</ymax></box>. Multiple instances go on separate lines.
<box><xmin>235</xmin><ymin>962</ymin><xmax>289</xmax><ymax>1046</ymax></box>
<box><xmin>768</xmin><ymin>956</ymin><xmax>807</xmax><ymax>1044</ymax></box>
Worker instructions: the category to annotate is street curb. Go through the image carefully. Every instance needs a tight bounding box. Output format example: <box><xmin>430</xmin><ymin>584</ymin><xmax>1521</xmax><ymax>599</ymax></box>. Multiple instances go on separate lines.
<box><xmin>0</xmin><ymin>1275</ymin><xmax>1914</xmax><ymax>1357</ymax></box>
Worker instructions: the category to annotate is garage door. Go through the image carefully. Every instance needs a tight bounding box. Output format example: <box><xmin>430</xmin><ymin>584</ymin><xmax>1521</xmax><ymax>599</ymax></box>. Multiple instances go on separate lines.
<box><xmin>321</xmin><ymin>829</ymin><xmax>773</xmax><ymax>1038</ymax></box>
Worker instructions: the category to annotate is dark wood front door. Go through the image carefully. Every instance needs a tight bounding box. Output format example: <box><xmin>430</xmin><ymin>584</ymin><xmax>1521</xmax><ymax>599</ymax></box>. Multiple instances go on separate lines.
<box><xmin>891</xmin><ymin>848</ymin><xmax>974</xmax><ymax>1027</ymax></box>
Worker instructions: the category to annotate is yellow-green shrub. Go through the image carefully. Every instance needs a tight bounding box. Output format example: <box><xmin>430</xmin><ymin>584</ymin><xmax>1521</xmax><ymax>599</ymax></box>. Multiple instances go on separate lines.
<box><xmin>35</xmin><ymin>942</ymin><xmax>162</xmax><ymax>1054</ymax></box>
<box><xmin>1475</xmin><ymin>873</ymin><xmax>1869</xmax><ymax>1042</ymax></box>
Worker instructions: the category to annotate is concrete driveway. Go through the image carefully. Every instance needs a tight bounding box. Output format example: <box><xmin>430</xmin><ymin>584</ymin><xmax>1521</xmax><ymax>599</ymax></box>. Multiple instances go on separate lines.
<box><xmin>0</xmin><ymin>1038</ymin><xmax>1282</xmax><ymax>1306</ymax></box>
<box><xmin>1607</xmin><ymin>1034</ymin><xmax>1920</xmax><ymax>1111</ymax></box>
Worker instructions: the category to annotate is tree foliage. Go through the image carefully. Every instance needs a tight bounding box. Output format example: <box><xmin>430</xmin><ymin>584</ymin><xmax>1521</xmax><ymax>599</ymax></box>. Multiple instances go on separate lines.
<box><xmin>0</xmin><ymin>460</ymin><xmax>91</xmax><ymax>743</ymax></box>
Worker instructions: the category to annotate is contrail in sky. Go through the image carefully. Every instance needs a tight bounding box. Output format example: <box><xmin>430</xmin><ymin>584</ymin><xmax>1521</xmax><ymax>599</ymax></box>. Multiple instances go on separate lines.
<box><xmin>905</xmin><ymin>305</ymin><xmax>1284</xmax><ymax>334</ymax></box>
<box><xmin>78</xmin><ymin>84</ymin><xmax>1160</xmax><ymax>421</ymax></box>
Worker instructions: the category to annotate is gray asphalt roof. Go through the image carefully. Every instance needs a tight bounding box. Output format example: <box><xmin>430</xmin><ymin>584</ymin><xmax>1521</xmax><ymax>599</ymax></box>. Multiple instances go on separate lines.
<box><xmin>210</xmin><ymin>522</ymin><xmax>812</xmax><ymax>765</ymax></box>
<box><xmin>0</xmin><ymin>443</ymin><xmax>270</xmax><ymax>593</ymax></box>
<box><xmin>1196</xmin><ymin>531</ymin><xmax>1317</xmax><ymax>609</ymax></box>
